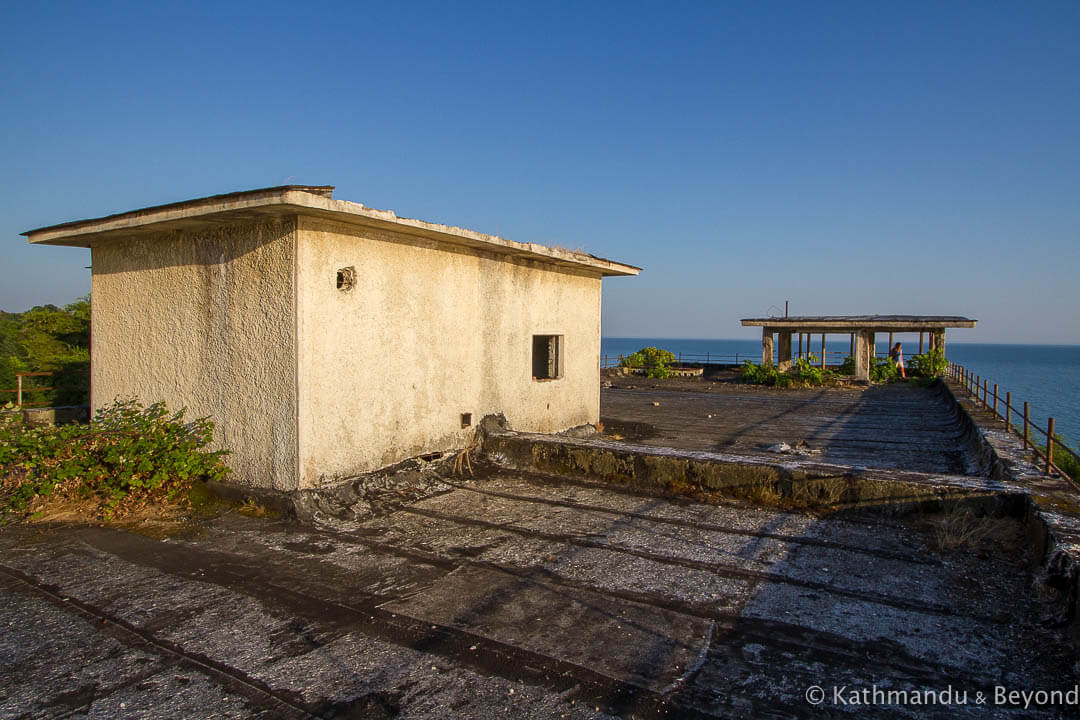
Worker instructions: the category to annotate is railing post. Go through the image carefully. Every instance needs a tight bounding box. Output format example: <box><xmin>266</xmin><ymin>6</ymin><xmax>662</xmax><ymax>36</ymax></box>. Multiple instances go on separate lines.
<box><xmin>1005</xmin><ymin>392</ymin><xmax>1011</xmax><ymax>432</ymax></box>
<box><xmin>993</xmin><ymin>384</ymin><xmax>998</xmax><ymax>416</ymax></box>
<box><xmin>982</xmin><ymin>378</ymin><xmax>988</xmax><ymax>408</ymax></box>
<box><xmin>1047</xmin><ymin>418</ymin><xmax>1055</xmax><ymax>474</ymax></box>
<box><xmin>16</xmin><ymin>375</ymin><xmax>22</xmax><ymax>406</ymax></box>
<box><xmin>1023</xmin><ymin>402</ymin><xmax>1030</xmax><ymax>449</ymax></box>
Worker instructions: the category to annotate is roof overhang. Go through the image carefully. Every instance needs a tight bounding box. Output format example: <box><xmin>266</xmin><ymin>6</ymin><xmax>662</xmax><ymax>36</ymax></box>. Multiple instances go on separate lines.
<box><xmin>741</xmin><ymin>315</ymin><xmax>977</xmax><ymax>332</ymax></box>
<box><xmin>23</xmin><ymin>185</ymin><xmax>641</xmax><ymax>278</ymax></box>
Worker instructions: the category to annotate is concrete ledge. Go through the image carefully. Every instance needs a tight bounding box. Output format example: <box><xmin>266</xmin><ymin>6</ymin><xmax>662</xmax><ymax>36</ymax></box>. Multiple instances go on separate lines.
<box><xmin>0</xmin><ymin>406</ymin><xmax>89</xmax><ymax>426</ymax></box>
<box><xmin>939</xmin><ymin>379</ymin><xmax>1080</xmax><ymax>639</ymax></box>
<box><xmin>482</xmin><ymin>428</ymin><xmax>1024</xmax><ymax>515</ymax></box>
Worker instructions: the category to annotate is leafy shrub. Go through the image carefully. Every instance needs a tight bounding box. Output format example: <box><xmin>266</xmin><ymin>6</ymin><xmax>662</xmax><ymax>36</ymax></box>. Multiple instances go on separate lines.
<box><xmin>790</xmin><ymin>355</ymin><xmax>831</xmax><ymax>385</ymax></box>
<box><xmin>738</xmin><ymin>358</ymin><xmax>835</xmax><ymax>387</ymax></box>
<box><xmin>0</xmin><ymin>399</ymin><xmax>230</xmax><ymax>520</ymax></box>
<box><xmin>838</xmin><ymin>356</ymin><xmax>855</xmax><ymax>375</ymax></box>
<box><xmin>621</xmin><ymin>346</ymin><xmax>677</xmax><ymax>378</ymax></box>
<box><xmin>908</xmin><ymin>348</ymin><xmax>947</xmax><ymax>378</ymax></box>
<box><xmin>870</xmin><ymin>357</ymin><xmax>900</xmax><ymax>383</ymax></box>
<box><xmin>739</xmin><ymin>360</ymin><xmax>777</xmax><ymax>385</ymax></box>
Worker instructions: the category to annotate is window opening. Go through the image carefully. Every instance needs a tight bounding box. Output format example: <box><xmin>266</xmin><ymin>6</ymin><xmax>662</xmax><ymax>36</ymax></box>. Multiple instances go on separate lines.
<box><xmin>532</xmin><ymin>335</ymin><xmax>562</xmax><ymax>380</ymax></box>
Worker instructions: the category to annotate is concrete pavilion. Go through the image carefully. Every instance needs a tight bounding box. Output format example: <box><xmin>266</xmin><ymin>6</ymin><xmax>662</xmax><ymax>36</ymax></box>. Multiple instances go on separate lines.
<box><xmin>740</xmin><ymin>315</ymin><xmax>977</xmax><ymax>381</ymax></box>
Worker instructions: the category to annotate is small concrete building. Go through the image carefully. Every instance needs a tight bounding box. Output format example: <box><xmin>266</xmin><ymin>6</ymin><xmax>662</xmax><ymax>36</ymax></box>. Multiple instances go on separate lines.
<box><xmin>24</xmin><ymin>186</ymin><xmax>639</xmax><ymax>491</ymax></box>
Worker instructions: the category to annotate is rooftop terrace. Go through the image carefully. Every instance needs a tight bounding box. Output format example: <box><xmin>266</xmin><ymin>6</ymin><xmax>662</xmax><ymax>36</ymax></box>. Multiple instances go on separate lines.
<box><xmin>2</xmin><ymin>376</ymin><xmax>1078</xmax><ymax>718</ymax></box>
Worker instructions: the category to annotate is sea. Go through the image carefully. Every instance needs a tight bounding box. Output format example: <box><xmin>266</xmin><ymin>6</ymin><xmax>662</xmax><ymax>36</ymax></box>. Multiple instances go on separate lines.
<box><xmin>601</xmin><ymin>337</ymin><xmax>1080</xmax><ymax>447</ymax></box>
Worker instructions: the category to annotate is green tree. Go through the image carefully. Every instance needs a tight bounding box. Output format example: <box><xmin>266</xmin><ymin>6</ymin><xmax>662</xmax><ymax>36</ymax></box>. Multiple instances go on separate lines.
<box><xmin>0</xmin><ymin>297</ymin><xmax>90</xmax><ymax>406</ymax></box>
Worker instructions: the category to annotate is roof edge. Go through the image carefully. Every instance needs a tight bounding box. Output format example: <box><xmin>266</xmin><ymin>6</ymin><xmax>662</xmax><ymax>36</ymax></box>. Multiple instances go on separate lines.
<box><xmin>21</xmin><ymin>185</ymin><xmax>336</xmax><ymax>238</ymax></box>
<box><xmin>23</xmin><ymin>185</ymin><xmax>640</xmax><ymax>277</ymax></box>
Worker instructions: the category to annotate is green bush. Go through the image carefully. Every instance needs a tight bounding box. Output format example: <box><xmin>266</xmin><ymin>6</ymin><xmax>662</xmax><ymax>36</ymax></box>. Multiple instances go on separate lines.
<box><xmin>739</xmin><ymin>360</ymin><xmax>779</xmax><ymax>385</ymax></box>
<box><xmin>1050</xmin><ymin>435</ymin><xmax>1080</xmax><ymax>482</ymax></box>
<box><xmin>838</xmin><ymin>356</ymin><xmax>855</xmax><ymax>375</ymax></box>
<box><xmin>870</xmin><ymin>357</ymin><xmax>901</xmax><ymax>383</ymax></box>
<box><xmin>621</xmin><ymin>346</ymin><xmax>677</xmax><ymax>378</ymax></box>
<box><xmin>738</xmin><ymin>358</ymin><xmax>836</xmax><ymax>387</ymax></box>
<box><xmin>790</xmin><ymin>355</ymin><xmax>831</xmax><ymax>386</ymax></box>
<box><xmin>908</xmin><ymin>348</ymin><xmax>947</xmax><ymax>378</ymax></box>
<box><xmin>0</xmin><ymin>399</ymin><xmax>230</xmax><ymax>519</ymax></box>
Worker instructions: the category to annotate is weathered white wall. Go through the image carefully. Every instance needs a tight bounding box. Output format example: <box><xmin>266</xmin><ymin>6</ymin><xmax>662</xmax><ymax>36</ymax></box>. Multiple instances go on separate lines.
<box><xmin>296</xmin><ymin>217</ymin><xmax>601</xmax><ymax>488</ymax></box>
<box><xmin>91</xmin><ymin>219</ymin><xmax>298</xmax><ymax>490</ymax></box>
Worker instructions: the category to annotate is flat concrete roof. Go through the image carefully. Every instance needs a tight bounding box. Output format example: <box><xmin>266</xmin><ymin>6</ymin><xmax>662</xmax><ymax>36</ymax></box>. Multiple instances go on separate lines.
<box><xmin>741</xmin><ymin>314</ymin><xmax>976</xmax><ymax>331</ymax></box>
<box><xmin>23</xmin><ymin>185</ymin><xmax>641</xmax><ymax>277</ymax></box>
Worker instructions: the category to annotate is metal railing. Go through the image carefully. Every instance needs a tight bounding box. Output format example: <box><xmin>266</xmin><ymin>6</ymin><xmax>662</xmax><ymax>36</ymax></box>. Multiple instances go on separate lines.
<box><xmin>947</xmin><ymin>361</ymin><xmax>1079</xmax><ymax>482</ymax></box>
<box><xmin>0</xmin><ymin>372</ymin><xmax>54</xmax><ymax>408</ymax></box>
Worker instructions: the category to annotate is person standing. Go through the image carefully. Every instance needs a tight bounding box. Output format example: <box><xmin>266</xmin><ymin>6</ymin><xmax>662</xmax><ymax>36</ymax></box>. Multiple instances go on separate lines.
<box><xmin>890</xmin><ymin>342</ymin><xmax>906</xmax><ymax>378</ymax></box>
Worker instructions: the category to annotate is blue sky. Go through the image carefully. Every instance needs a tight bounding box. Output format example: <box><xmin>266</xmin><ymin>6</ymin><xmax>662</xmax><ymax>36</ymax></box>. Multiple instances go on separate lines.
<box><xmin>2</xmin><ymin>1</ymin><xmax>1077</xmax><ymax>343</ymax></box>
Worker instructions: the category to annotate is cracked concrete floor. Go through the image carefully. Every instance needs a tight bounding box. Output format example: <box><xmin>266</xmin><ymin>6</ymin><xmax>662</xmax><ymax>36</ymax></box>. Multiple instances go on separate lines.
<box><xmin>2</xmin><ymin>471</ymin><xmax>1076</xmax><ymax>719</ymax></box>
<box><xmin>599</xmin><ymin>383</ymin><xmax>975</xmax><ymax>474</ymax></box>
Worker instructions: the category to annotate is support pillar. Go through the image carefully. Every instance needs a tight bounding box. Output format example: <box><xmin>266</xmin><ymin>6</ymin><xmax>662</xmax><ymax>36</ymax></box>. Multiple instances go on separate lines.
<box><xmin>854</xmin><ymin>330</ymin><xmax>874</xmax><ymax>381</ymax></box>
<box><xmin>762</xmin><ymin>329</ymin><xmax>774</xmax><ymax>367</ymax></box>
<box><xmin>820</xmin><ymin>334</ymin><xmax>826</xmax><ymax>368</ymax></box>
<box><xmin>778</xmin><ymin>332</ymin><xmax>793</xmax><ymax>370</ymax></box>
<box><xmin>931</xmin><ymin>329</ymin><xmax>945</xmax><ymax>358</ymax></box>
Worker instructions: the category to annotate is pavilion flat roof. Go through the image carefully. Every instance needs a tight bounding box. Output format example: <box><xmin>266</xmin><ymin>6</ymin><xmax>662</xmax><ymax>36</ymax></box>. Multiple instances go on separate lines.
<box><xmin>22</xmin><ymin>185</ymin><xmax>641</xmax><ymax>277</ymax></box>
<box><xmin>741</xmin><ymin>315</ymin><xmax>977</xmax><ymax>331</ymax></box>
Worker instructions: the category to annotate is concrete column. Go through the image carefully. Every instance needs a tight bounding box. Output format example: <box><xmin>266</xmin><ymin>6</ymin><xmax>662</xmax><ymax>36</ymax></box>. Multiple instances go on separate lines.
<box><xmin>778</xmin><ymin>332</ymin><xmax>792</xmax><ymax>370</ymax></box>
<box><xmin>820</xmin><ymin>334</ymin><xmax>826</xmax><ymax>368</ymax></box>
<box><xmin>853</xmin><ymin>330</ymin><xmax>874</xmax><ymax>381</ymax></box>
<box><xmin>762</xmin><ymin>329</ymin><xmax>774</xmax><ymax>367</ymax></box>
<box><xmin>931</xmin><ymin>330</ymin><xmax>945</xmax><ymax>358</ymax></box>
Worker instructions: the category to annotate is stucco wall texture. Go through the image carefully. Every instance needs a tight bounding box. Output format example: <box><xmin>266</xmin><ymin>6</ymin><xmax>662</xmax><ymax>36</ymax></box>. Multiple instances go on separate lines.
<box><xmin>91</xmin><ymin>219</ymin><xmax>299</xmax><ymax>489</ymax></box>
<box><xmin>296</xmin><ymin>217</ymin><xmax>601</xmax><ymax>488</ymax></box>
<box><xmin>90</xmin><ymin>215</ymin><xmax>603</xmax><ymax>491</ymax></box>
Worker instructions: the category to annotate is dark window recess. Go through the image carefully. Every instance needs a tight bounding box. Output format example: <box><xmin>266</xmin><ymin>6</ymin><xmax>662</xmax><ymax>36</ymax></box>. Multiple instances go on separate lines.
<box><xmin>532</xmin><ymin>335</ymin><xmax>561</xmax><ymax>379</ymax></box>
<box><xmin>336</xmin><ymin>266</ymin><xmax>356</xmax><ymax>291</ymax></box>
<box><xmin>460</xmin><ymin>412</ymin><xmax>472</xmax><ymax>428</ymax></box>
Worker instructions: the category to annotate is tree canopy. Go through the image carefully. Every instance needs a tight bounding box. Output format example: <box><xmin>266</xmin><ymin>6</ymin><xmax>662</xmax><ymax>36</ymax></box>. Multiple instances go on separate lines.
<box><xmin>1</xmin><ymin>297</ymin><xmax>90</xmax><ymax>406</ymax></box>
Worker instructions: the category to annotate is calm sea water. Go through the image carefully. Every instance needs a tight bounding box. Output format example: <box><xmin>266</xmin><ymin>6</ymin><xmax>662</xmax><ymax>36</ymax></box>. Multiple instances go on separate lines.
<box><xmin>601</xmin><ymin>337</ymin><xmax>1080</xmax><ymax>446</ymax></box>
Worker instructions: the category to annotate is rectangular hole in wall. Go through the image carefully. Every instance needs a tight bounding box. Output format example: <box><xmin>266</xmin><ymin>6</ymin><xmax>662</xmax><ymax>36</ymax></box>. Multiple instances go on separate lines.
<box><xmin>532</xmin><ymin>335</ymin><xmax>562</xmax><ymax>380</ymax></box>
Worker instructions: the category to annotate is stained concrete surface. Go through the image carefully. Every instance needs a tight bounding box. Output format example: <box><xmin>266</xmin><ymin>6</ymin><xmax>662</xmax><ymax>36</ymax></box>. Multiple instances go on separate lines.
<box><xmin>2</xmin><ymin>470</ymin><xmax>1076</xmax><ymax>718</ymax></box>
<box><xmin>600</xmin><ymin>383</ymin><xmax>975</xmax><ymax>474</ymax></box>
